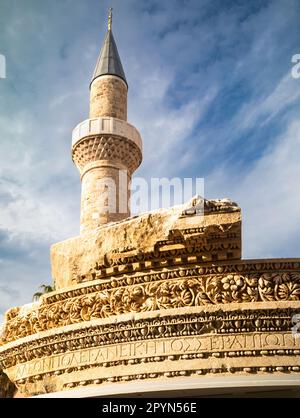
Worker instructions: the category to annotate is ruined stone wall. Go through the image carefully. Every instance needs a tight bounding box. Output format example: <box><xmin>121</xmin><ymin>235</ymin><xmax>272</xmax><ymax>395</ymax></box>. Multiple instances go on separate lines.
<box><xmin>2</xmin><ymin>200</ymin><xmax>300</xmax><ymax>397</ymax></box>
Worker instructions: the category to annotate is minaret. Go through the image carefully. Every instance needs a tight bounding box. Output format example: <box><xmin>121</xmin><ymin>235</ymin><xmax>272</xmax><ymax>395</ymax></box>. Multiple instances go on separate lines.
<box><xmin>72</xmin><ymin>9</ymin><xmax>142</xmax><ymax>234</ymax></box>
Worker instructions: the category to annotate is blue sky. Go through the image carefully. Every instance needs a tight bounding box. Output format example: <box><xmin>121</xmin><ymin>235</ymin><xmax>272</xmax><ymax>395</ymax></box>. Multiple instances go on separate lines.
<box><xmin>0</xmin><ymin>0</ymin><xmax>300</xmax><ymax>321</ymax></box>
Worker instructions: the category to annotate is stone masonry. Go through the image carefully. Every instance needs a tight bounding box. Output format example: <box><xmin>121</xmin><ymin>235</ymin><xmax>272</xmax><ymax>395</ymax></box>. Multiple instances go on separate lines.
<box><xmin>90</xmin><ymin>75</ymin><xmax>128</xmax><ymax>121</ymax></box>
<box><xmin>72</xmin><ymin>31</ymin><xmax>142</xmax><ymax>232</ymax></box>
<box><xmin>1</xmin><ymin>11</ymin><xmax>300</xmax><ymax>398</ymax></box>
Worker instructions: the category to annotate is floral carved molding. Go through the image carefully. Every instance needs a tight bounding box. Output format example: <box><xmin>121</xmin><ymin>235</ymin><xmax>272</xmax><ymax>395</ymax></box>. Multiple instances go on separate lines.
<box><xmin>2</xmin><ymin>261</ymin><xmax>300</xmax><ymax>344</ymax></box>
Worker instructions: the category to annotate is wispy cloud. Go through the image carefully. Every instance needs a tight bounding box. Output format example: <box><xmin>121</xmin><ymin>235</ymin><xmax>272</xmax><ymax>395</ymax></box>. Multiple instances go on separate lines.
<box><xmin>233</xmin><ymin>73</ymin><xmax>300</xmax><ymax>133</ymax></box>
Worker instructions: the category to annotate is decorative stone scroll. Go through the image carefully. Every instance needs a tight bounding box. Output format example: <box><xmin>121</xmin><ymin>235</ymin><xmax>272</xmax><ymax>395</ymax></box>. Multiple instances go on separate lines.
<box><xmin>1</xmin><ymin>304</ymin><xmax>300</xmax><ymax>396</ymax></box>
<box><xmin>2</xmin><ymin>264</ymin><xmax>300</xmax><ymax>344</ymax></box>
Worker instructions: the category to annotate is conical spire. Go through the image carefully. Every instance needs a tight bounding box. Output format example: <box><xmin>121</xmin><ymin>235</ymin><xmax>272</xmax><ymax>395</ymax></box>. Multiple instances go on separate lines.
<box><xmin>91</xmin><ymin>9</ymin><xmax>127</xmax><ymax>87</ymax></box>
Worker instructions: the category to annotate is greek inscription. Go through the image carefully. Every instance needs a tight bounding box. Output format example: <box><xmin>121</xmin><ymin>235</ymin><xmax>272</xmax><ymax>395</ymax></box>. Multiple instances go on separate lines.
<box><xmin>13</xmin><ymin>333</ymin><xmax>300</xmax><ymax>380</ymax></box>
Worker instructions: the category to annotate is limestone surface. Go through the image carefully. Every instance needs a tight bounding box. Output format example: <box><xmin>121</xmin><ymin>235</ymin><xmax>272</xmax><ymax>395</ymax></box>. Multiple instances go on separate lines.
<box><xmin>1</xmin><ymin>13</ymin><xmax>300</xmax><ymax>397</ymax></box>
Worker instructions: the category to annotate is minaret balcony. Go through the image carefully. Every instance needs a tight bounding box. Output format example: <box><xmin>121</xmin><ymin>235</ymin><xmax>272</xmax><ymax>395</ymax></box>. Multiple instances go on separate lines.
<box><xmin>72</xmin><ymin>117</ymin><xmax>142</xmax><ymax>152</ymax></box>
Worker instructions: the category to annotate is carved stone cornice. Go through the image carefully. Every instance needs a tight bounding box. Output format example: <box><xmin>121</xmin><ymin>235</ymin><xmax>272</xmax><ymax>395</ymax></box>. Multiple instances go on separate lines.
<box><xmin>2</xmin><ymin>261</ymin><xmax>300</xmax><ymax>344</ymax></box>
<box><xmin>1</xmin><ymin>303</ymin><xmax>300</xmax><ymax>395</ymax></box>
<box><xmin>0</xmin><ymin>304</ymin><xmax>298</xmax><ymax>368</ymax></box>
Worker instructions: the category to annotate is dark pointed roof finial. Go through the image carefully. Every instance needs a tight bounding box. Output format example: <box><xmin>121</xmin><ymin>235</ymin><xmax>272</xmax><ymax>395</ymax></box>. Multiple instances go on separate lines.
<box><xmin>108</xmin><ymin>7</ymin><xmax>113</xmax><ymax>31</ymax></box>
<box><xmin>90</xmin><ymin>8</ymin><xmax>127</xmax><ymax>88</ymax></box>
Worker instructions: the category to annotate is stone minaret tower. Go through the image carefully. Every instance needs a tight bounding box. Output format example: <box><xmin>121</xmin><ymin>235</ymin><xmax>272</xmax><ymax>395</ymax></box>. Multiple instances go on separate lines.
<box><xmin>72</xmin><ymin>9</ymin><xmax>142</xmax><ymax>234</ymax></box>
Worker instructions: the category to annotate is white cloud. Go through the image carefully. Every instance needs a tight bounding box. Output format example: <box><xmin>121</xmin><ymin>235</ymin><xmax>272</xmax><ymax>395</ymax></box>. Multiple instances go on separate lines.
<box><xmin>238</xmin><ymin>120</ymin><xmax>300</xmax><ymax>258</ymax></box>
<box><xmin>0</xmin><ymin>180</ymin><xmax>76</xmax><ymax>242</ymax></box>
<box><xmin>208</xmin><ymin>119</ymin><xmax>300</xmax><ymax>259</ymax></box>
<box><xmin>235</xmin><ymin>73</ymin><xmax>300</xmax><ymax>133</ymax></box>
